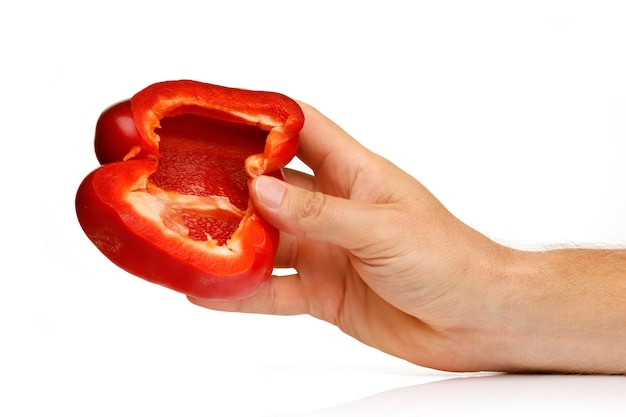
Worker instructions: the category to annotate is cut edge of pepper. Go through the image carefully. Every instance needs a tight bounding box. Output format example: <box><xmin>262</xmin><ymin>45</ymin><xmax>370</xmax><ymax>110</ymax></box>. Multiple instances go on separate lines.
<box><xmin>125</xmin><ymin>185</ymin><xmax>251</xmax><ymax>257</ymax></box>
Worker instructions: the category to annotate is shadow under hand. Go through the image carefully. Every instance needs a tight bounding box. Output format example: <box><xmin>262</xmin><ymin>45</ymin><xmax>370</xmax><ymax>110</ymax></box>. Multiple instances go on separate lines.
<box><xmin>278</xmin><ymin>373</ymin><xmax>626</xmax><ymax>417</ymax></box>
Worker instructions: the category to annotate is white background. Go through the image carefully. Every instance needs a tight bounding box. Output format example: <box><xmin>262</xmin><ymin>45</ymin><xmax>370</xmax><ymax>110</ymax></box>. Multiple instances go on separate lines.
<box><xmin>2</xmin><ymin>1</ymin><xmax>626</xmax><ymax>416</ymax></box>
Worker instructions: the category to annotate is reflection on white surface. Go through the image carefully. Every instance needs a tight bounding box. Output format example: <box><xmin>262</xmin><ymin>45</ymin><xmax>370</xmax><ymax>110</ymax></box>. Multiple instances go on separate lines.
<box><xmin>275</xmin><ymin>374</ymin><xmax>626</xmax><ymax>417</ymax></box>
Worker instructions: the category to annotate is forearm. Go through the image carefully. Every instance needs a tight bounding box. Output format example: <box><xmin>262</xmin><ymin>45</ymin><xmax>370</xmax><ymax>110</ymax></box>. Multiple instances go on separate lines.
<box><xmin>494</xmin><ymin>248</ymin><xmax>626</xmax><ymax>374</ymax></box>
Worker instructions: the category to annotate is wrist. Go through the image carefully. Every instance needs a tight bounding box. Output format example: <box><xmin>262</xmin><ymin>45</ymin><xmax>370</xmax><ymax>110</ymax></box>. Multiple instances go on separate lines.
<box><xmin>484</xmin><ymin>248</ymin><xmax>626</xmax><ymax>374</ymax></box>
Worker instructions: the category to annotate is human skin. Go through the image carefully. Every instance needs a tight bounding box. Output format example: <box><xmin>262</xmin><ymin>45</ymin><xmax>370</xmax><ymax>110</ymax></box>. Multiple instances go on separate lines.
<box><xmin>189</xmin><ymin>102</ymin><xmax>626</xmax><ymax>374</ymax></box>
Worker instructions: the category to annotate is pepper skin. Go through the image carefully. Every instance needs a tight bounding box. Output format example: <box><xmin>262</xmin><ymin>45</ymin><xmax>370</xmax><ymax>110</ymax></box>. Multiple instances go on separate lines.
<box><xmin>76</xmin><ymin>80</ymin><xmax>304</xmax><ymax>299</ymax></box>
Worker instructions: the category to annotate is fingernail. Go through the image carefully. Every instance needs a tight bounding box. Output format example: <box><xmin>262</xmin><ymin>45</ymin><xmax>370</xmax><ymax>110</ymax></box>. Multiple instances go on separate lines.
<box><xmin>254</xmin><ymin>175</ymin><xmax>285</xmax><ymax>209</ymax></box>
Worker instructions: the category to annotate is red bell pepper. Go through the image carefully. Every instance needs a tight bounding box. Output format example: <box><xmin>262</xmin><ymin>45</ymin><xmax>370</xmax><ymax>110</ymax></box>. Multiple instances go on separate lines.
<box><xmin>76</xmin><ymin>80</ymin><xmax>304</xmax><ymax>299</ymax></box>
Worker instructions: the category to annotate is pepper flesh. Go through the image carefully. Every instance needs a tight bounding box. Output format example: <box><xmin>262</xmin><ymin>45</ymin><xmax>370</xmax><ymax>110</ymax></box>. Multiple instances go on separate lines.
<box><xmin>76</xmin><ymin>80</ymin><xmax>304</xmax><ymax>299</ymax></box>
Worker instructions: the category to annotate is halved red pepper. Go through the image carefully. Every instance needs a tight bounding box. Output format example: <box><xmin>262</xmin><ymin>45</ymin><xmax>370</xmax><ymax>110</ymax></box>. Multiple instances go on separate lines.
<box><xmin>76</xmin><ymin>80</ymin><xmax>304</xmax><ymax>299</ymax></box>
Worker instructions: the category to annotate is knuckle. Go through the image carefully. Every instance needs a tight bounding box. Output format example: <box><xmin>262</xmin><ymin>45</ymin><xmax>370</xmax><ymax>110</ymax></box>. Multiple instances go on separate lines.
<box><xmin>295</xmin><ymin>191</ymin><xmax>328</xmax><ymax>224</ymax></box>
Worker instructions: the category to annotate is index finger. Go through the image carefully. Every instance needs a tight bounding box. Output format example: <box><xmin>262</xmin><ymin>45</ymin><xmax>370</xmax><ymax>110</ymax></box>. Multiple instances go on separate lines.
<box><xmin>295</xmin><ymin>101</ymin><xmax>369</xmax><ymax>173</ymax></box>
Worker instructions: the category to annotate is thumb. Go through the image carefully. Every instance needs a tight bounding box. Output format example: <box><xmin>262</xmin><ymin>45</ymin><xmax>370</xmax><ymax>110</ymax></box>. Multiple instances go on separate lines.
<box><xmin>250</xmin><ymin>175</ymin><xmax>383</xmax><ymax>250</ymax></box>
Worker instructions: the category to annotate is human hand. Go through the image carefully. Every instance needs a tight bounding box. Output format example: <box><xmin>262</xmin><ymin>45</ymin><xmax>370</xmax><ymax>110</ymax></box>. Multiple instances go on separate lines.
<box><xmin>189</xmin><ymin>102</ymin><xmax>513</xmax><ymax>372</ymax></box>
<box><xmin>189</xmin><ymin>102</ymin><xmax>626</xmax><ymax>374</ymax></box>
